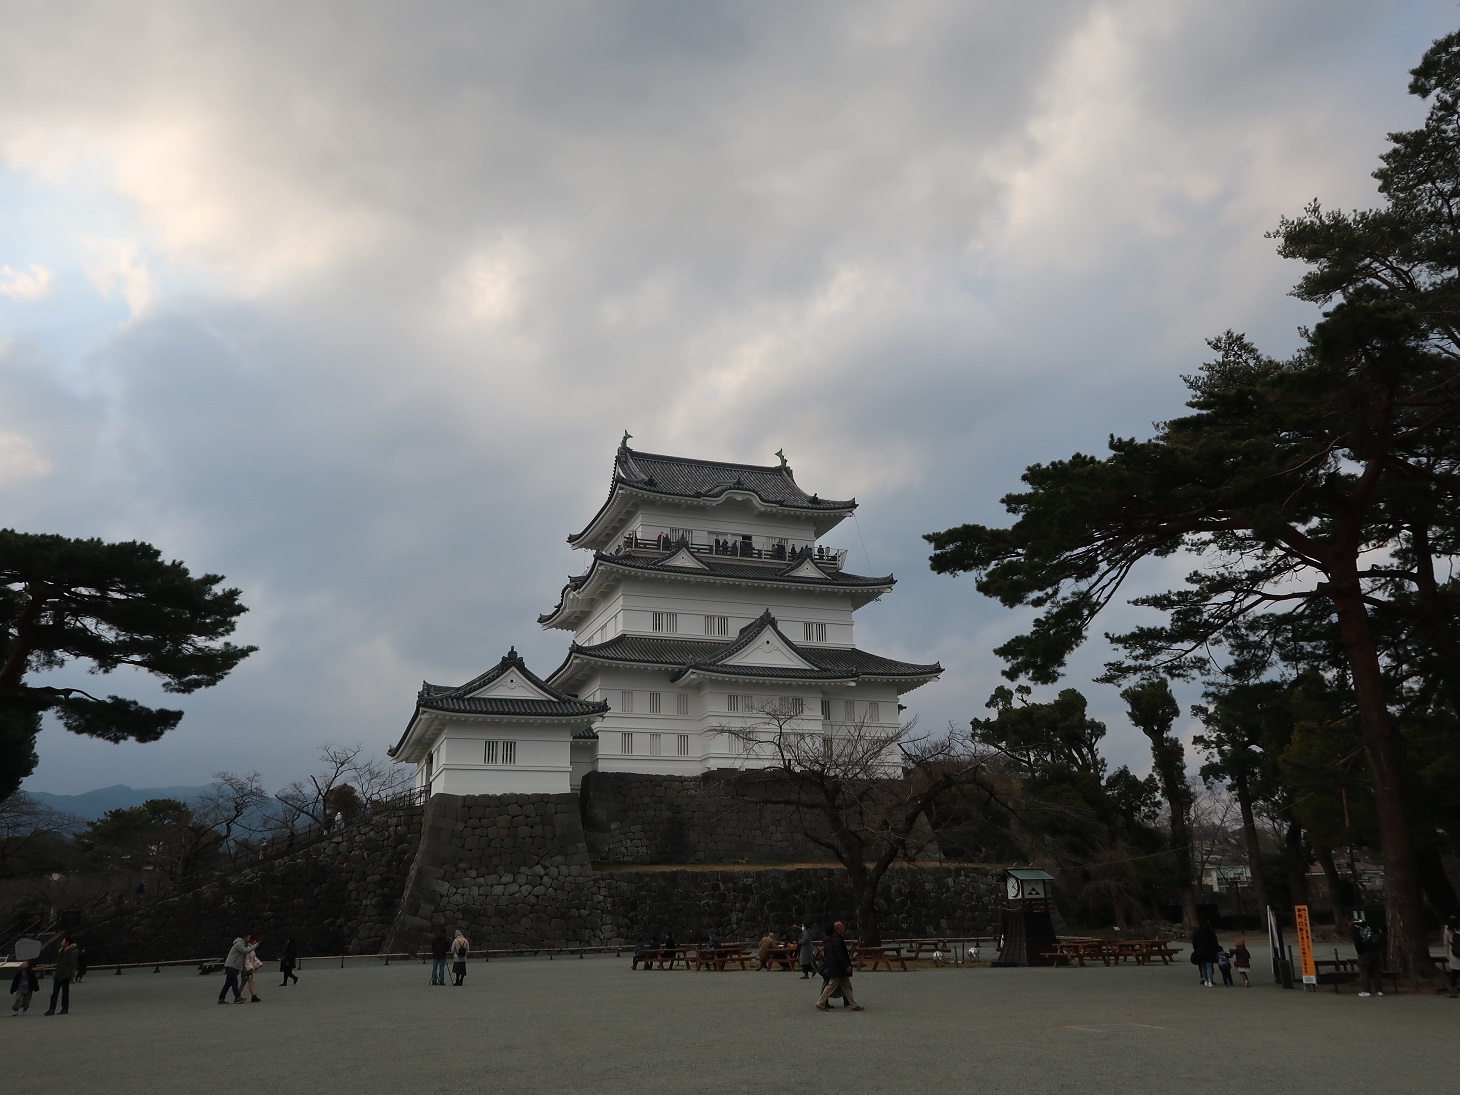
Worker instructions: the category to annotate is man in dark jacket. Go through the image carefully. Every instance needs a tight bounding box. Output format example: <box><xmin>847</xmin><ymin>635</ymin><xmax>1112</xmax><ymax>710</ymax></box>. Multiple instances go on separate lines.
<box><xmin>10</xmin><ymin>960</ymin><xmax>39</xmax><ymax>1014</ymax></box>
<box><xmin>43</xmin><ymin>938</ymin><xmax>78</xmax><ymax>1015</ymax></box>
<box><xmin>429</xmin><ymin>930</ymin><xmax>450</xmax><ymax>986</ymax></box>
<box><xmin>815</xmin><ymin>921</ymin><xmax>863</xmax><ymax>1012</ymax></box>
<box><xmin>1349</xmin><ymin>917</ymin><xmax>1386</xmax><ymax>997</ymax></box>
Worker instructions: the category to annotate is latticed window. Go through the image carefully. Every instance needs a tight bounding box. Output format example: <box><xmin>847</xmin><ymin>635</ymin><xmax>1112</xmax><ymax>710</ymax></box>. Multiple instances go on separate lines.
<box><xmin>653</xmin><ymin>612</ymin><xmax>678</xmax><ymax>633</ymax></box>
<box><xmin>726</xmin><ymin>694</ymin><xmax>740</xmax><ymax>712</ymax></box>
<box><xmin>649</xmin><ymin>692</ymin><xmax>662</xmax><ymax>714</ymax></box>
<box><xmin>669</xmin><ymin>528</ymin><xmax>693</xmax><ymax>544</ymax></box>
<box><xmin>620</xmin><ymin>732</ymin><xmax>634</xmax><ymax>755</ymax></box>
<box><xmin>844</xmin><ymin>700</ymin><xmax>856</xmax><ymax>721</ymax></box>
<box><xmin>620</xmin><ymin>690</ymin><xmax>634</xmax><ymax>713</ymax></box>
<box><xmin>705</xmin><ymin>615</ymin><xmax>729</xmax><ymax>637</ymax></box>
<box><xmin>803</xmin><ymin>622</ymin><xmax>827</xmax><ymax>643</ymax></box>
<box><xmin>676</xmin><ymin>693</ymin><xmax>690</xmax><ymax>716</ymax></box>
<box><xmin>676</xmin><ymin>734</ymin><xmax>690</xmax><ymax>757</ymax></box>
<box><xmin>820</xmin><ymin>699</ymin><xmax>832</xmax><ymax>721</ymax></box>
<box><xmin>779</xmin><ymin>696</ymin><xmax>804</xmax><ymax>716</ymax></box>
<box><xmin>868</xmin><ymin>702</ymin><xmax>881</xmax><ymax>723</ymax></box>
<box><xmin>649</xmin><ymin>733</ymin><xmax>662</xmax><ymax>756</ymax></box>
<box><xmin>483</xmin><ymin>740</ymin><xmax>516</xmax><ymax>765</ymax></box>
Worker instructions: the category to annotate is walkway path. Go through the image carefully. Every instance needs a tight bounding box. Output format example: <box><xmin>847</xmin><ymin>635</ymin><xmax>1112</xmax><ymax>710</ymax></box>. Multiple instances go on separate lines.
<box><xmin>11</xmin><ymin>954</ymin><xmax>1453</xmax><ymax>1094</ymax></box>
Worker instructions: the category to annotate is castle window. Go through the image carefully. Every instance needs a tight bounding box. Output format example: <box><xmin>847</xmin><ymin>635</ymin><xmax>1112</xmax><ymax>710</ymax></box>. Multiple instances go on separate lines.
<box><xmin>726</xmin><ymin>694</ymin><xmax>740</xmax><ymax>712</ymax></box>
<box><xmin>620</xmin><ymin>732</ymin><xmax>634</xmax><ymax>755</ymax></box>
<box><xmin>778</xmin><ymin>697</ymin><xmax>805</xmax><ymax>716</ymax></box>
<box><xmin>676</xmin><ymin>734</ymin><xmax>690</xmax><ymax>757</ymax></box>
<box><xmin>650</xmin><ymin>733</ymin><xmax>662</xmax><ymax>756</ymax></box>
<box><xmin>868</xmin><ymin>702</ymin><xmax>881</xmax><ymax>723</ymax></box>
<box><xmin>676</xmin><ymin>693</ymin><xmax>690</xmax><ymax>716</ymax></box>
<box><xmin>620</xmin><ymin>690</ymin><xmax>634</xmax><ymax>713</ymax></box>
<box><xmin>803</xmin><ymin>622</ymin><xmax>827</xmax><ymax>643</ymax></box>
<box><xmin>705</xmin><ymin>615</ymin><xmax>729</xmax><ymax>637</ymax></box>
<box><xmin>653</xmin><ymin>612</ymin><xmax>678</xmax><ymax>633</ymax></box>
<box><xmin>649</xmin><ymin>692</ymin><xmax>662</xmax><ymax>714</ymax></box>
<box><xmin>483</xmin><ymin>740</ymin><xmax>517</xmax><ymax>765</ymax></box>
<box><xmin>844</xmin><ymin>700</ymin><xmax>856</xmax><ymax>721</ymax></box>
<box><xmin>669</xmin><ymin>528</ymin><xmax>692</xmax><ymax>544</ymax></box>
<box><xmin>820</xmin><ymin>699</ymin><xmax>832</xmax><ymax>721</ymax></box>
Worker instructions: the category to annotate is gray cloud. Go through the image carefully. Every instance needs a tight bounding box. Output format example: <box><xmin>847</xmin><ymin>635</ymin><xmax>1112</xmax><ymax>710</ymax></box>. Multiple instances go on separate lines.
<box><xmin>0</xmin><ymin>1</ymin><xmax>1454</xmax><ymax>791</ymax></box>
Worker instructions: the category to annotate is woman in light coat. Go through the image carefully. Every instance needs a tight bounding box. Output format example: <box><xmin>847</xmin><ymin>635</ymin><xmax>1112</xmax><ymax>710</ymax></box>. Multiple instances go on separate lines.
<box><xmin>450</xmin><ymin>930</ymin><xmax>471</xmax><ymax>986</ymax></box>
<box><xmin>1445</xmin><ymin>915</ymin><xmax>1458</xmax><ymax>999</ymax></box>
<box><xmin>797</xmin><ymin>924</ymin><xmax>816</xmax><ymax>979</ymax></box>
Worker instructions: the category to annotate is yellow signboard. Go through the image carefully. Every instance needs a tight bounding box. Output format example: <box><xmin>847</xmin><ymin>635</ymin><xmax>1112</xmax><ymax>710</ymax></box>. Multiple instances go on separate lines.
<box><xmin>1294</xmin><ymin>904</ymin><xmax>1317</xmax><ymax>986</ymax></box>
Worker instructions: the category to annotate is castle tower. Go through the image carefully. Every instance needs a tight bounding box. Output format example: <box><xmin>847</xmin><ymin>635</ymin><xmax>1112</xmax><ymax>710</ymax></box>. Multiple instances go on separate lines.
<box><xmin>540</xmin><ymin>441</ymin><xmax>941</xmax><ymax>778</ymax></box>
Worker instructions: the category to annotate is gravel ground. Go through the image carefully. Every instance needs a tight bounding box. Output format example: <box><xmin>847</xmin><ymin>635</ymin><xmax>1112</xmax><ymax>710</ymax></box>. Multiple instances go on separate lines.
<box><xmin>7</xmin><ymin>952</ymin><xmax>1454</xmax><ymax>1094</ymax></box>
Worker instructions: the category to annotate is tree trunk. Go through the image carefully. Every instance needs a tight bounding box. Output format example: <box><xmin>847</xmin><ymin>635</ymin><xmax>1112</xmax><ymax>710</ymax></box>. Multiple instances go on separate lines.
<box><xmin>854</xmin><ymin>886</ymin><xmax>880</xmax><ymax>947</ymax></box>
<box><xmin>1283</xmin><ymin>819</ymin><xmax>1309</xmax><ymax>911</ymax></box>
<box><xmin>1233</xmin><ymin>769</ymin><xmax>1271</xmax><ymax>916</ymax></box>
<box><xmin>1416</xmin><ymin>839</ymin><xmax>1460</xmax><ymax>920</ymax></box>
<box><xmin>1316</xmin><ymin>845</ymin><xmax>1347</xmax><ymax>926</ymax></box>
<box><xmin>1326</xmin><ymin>569</ymin><xmax>1432</xmax><ymax>978</ymax></box>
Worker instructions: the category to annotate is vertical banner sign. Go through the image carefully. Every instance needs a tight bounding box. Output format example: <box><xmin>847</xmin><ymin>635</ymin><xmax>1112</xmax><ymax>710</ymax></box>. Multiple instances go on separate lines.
<box><xmin>1294</xmin><ymin>905</ymin><xmax>1317</xmax><ymax>986</ymax></box>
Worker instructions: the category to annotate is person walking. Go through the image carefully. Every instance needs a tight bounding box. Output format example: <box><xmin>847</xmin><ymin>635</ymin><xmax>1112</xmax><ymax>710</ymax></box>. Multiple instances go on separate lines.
<box><xmin>1215</xmin><ymin>947</ymin><xmax>1234</xmax><ymax>987</ymax></box>
<box><xmin>1349</xmin><ymin>917</ymin><xmax>1386</xmax><ymax>998</ymax></box>
<box><xmin>1444</xmin><ymin>915</ymin><xmax>1459</xmax><ymax>999</ymax></box>
<box><xmin>429</xmin><ymin>930</ymin><xmax>450</xmax><ymax>986</ymax></box>
<box><xmin>240</xmin><ymin>947</ymin><xmax>264</xmax><ymax>1003</ymax></box>
<box><xmin>1231</xmin><ymin>939</ymin><xmax>1252</xmax><ymax>988</ymax></box>
<box><xmin>10</xmin><ymin>960</ymin><xmax>39</xmax><ymax>1016</ymax></box>
<box><xmin>218</xmin><ymin>934</ymin><xmax>258</xmax><ymax>1005</ymax></box>
<box><xmin>278</xmin><ymin>938</ymin><xmax>299</xmax><ymax>987</ymax></box>
<box><xmin>73</xmin><ymin>948</ymin><xmax>88</xmax><ymax>983</ymax></box>
<box><xmin>450</xmin><ymin>930</ymin><xmax>470</xmax><ymax>986</ymax></box>
<box><xmin>1191</xmin><ymin>920</ymin><xmax>1220</xmax><ymax>987</ymax></box>
<box><xmin>43</xmin><ymin>937</ymin><xmax>79</xmax><ymax>1016</ymax></box>
<box><xmin>815</xmin><ymin>921</ymin><xmax>862</xmax><ymax>1012</ymax></box>
<box><xmin>797</xmin><ymin>923</ymin><xmax>816</xmax><ymax>979</ymax></box>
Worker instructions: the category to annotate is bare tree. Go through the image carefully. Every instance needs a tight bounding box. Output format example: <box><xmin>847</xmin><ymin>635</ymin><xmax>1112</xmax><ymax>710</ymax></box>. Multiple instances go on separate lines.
<box><xmin>711</xmin><ymin>701</ymin><xmax>993</xmax><ymax>945</ymax></box>
<box><xmin>190</xmin><ymin>772</ymin><xmax>270</xmax><ymax>861</ymax></box>
<box><xmin>274</xmin><ymin>744</ymin><xmax>412</xmax><ymax>831</ymax></box>
<box><xmin>0</xmin><ymin>791</ymin><xmax>79</xmax><ymax>877</ymax></box>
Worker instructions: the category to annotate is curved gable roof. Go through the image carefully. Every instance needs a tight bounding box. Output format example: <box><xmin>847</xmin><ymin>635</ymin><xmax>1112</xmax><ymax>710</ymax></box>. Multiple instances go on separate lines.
<box><xmin>568</xmin><ymin>445</ymin><xmax>856</xmax><ymax>547</ymax></box>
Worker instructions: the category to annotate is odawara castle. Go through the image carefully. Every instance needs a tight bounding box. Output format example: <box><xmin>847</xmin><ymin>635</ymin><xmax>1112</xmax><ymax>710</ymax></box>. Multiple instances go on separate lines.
<box><xmin>389</xmin><ymin>438</ymin><xmax>942</xmax><ymax>796</ymax></box>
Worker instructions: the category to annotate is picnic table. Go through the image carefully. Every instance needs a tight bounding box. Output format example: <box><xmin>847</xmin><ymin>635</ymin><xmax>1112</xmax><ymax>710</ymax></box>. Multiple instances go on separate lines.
<box><xmin>854</xmin><ymin>945</ymin><xmax>910</xmax><ymax>972</ymax></box>
<box><xmin>631</xmin><ymin>946</ymin><xmax>686</xmax><ymax>970</ymax></box>
<box><xmin>1040</xmin><ymin>939</ymin><xmax>1183</xmax><ymax>967</ymax></box>
<box><xmin>691</xmin><ymin>945</ymin><xmax>752</xmax><ymax>971</ymax></box>
<box><xmin>759</xmin><ymin>944</ymin><xmax>798</xmax><ymax>970</ymax></box>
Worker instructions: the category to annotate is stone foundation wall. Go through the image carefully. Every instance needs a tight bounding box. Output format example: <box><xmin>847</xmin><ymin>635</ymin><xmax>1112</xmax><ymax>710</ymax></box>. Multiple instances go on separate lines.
<box><xmin>75</xmin><ymin>807</ymin><xmax>423</xmax><ymax>964</ymax></box>
<box><xmin>605</xmin><ymin>865</ymin><xmax>1002</xmax><ymax>943</ymax></box>
<box><xmin>74</xmin><ymin>783</ymin><xmax>998</xmax><ymax>963</ymax></box>
<box><xmin>578</xmin><ymin>771</ymin><xmax>832</xmax><ymax>865</ymax></box>
<box><xmin>385</xmin><ymin>792</ymin><xmax>617</xmax><ymax>953</ymax></box>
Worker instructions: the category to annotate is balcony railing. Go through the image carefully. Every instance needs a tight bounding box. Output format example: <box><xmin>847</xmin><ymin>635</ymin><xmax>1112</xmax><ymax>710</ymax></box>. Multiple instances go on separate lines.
<box><xmin>617</xmin><ymin>534</ymin><xmax>847</xmax><ymax>570</ymax></box>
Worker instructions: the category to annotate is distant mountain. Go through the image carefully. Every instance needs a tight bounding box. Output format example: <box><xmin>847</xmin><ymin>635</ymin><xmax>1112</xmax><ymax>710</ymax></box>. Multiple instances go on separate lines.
<box><xmin>23</xmin><ymin>783</ymin><xmax>219</xmax><ymax>823</ymax></box>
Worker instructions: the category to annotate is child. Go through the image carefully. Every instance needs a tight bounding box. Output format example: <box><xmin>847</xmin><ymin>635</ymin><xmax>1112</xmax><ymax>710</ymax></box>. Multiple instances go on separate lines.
<box><xmin>1231</xmin><ymin>939</ymin><xmax>1251</xmax><ymax>987</ymax></box>
<box><xmin>10</xmin><ymin>960</ymin><xmax>39</xmax><ymax>1015</ymax></box>
<box><xmin>1215</xmin><ymin>947</ymin><xmax>1234</xmax><ymax>986</ymax></box>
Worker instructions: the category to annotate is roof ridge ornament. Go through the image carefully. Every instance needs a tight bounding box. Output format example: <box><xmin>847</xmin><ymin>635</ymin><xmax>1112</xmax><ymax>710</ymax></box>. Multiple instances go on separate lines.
<box><xmin>620</xmin><ymin>430</ymin><xmax>633</xmax><ymax>450</ymax></box>
<box><xmin>775</xmin><ymin>448</ymin><xmax>788</xmax><ymax>469</ymax></box>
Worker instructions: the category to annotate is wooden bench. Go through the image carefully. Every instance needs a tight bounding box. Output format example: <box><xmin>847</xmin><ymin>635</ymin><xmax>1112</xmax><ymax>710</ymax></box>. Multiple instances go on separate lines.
<box><xmin>631</xmin><ymin>947</ymin><xmax>686</xmax><ymax>970</ymax></box>
<box><xmin>855</xmin><ymin>946</ymin><xmax>910</xmax><ymax>972</ymax></box>
<box><xmin>691</xmin><ymin>946</ymin><xmax>751</xmax><ymax>971</ymax></box>
<box><xmin>759</xmin><ymin>945</ymin><xmax>798</xmax><ymax>970</ymax></box>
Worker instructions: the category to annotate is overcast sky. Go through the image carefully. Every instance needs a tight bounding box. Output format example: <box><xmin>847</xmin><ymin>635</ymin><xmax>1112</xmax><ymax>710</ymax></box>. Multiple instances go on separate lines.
<box><xmin>3</xmin><ymin>1</ymin><xmax>1455</xmax><ymax>795</ymax></box>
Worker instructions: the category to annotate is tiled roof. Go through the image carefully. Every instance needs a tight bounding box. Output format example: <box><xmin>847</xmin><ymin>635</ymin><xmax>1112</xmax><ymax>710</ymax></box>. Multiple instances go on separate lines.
<box><xmin>603</xmin><ymin>552</ymin><xmax>892</xmax><ymax>586</ymax></box>
<box><xmin>392</xmin><ymin>648</ymin><xmax>608</xmax><ymax>758</ymax></box>
<box><xmin>417</xmin><ymin>695</ymin><xmax>610</xmax><ymax>717</ymax></box>
<box><xmin>616</xmin><ymin>448</ymin><xmax>854</xmax><ymax>510</ymax></box>
<box><xmin>549</xmin><ymin>613</ymin><xmax>941</xmax><ymax>684</ymax></box>
<box><xmin>537</xmin><ymin>550</ymin><xmax>894</xmax><ymax>625</ymax></box>
<box><xmin>568</xmin><ymin>445</ymin><xmax>855</xmax><ymax>546</ymax></box>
